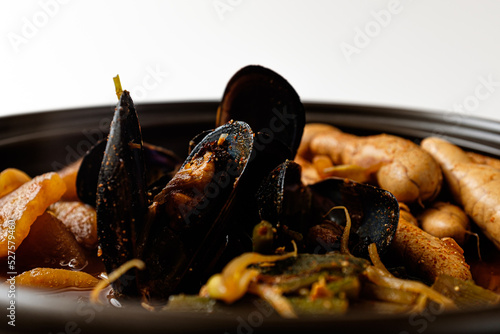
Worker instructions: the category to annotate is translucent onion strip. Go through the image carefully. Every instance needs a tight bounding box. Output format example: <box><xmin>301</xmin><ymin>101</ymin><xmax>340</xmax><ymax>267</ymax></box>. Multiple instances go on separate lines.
<box><xmin>323</xmin><ymin>206</ymin><xmax>352</xmax><ymax>255</ymax></box>
<box><xmin>90</xmin><ymin>259</ymin><xmax>145</xmax><ymax>303</ymax></box>
<box><xmin>365</xmin><ymin>266</ymin><xmax>455</xmax><ymax>310</ymax></box>
<box><xmin>248</xmin><ymin>283</ymin><xmax>297</xmax><ymax>318</ymax></box>
<box><xmin>368</xmin><ymin>243</ymin><xmax>393</xmax><ymax>278</ymax></box>
<box><xmin>204</xmin><ymin>242</ymin><xmax>298</xmax><ymax>304</ymax></box>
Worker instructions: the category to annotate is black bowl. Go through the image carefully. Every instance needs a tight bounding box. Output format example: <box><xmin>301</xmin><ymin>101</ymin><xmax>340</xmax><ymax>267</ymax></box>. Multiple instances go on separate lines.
<box><xmin>1</xmin><ymin>102</ymin><xmax>499</xmax><ymax>334</ymax></box>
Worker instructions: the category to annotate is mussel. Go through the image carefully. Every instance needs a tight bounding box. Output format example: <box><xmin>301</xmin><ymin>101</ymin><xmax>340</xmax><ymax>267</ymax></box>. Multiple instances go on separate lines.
<box><xmin>136</xmin><ymin>120</ymin><xmax>254</xmax><ymax>301</ymax></box>
<box><xmin>256</xmin><ymin>160</ymin><xmax>400</xmax><ymax>257</ymax></box>
<box><xmin>216</xmin><ymin>65</ymin><xmax>305</xmax><ymax>159</ymax></box>
<box><xmin>95</xmin><ymin>91</ymin><xmax>148</xmax><ymax>299</ymax></box>
<box><xmin>78</xmin><ymin>90</ymin><xmax>254</xmax><ymax>303</ymax></box>
<box><xmin>309</xmin><ymin>177</ymin><xmax>399</xmax><ymax>256</ymax></box>
<box><xmin>213</xmin><ymin>65</ymin><xmax>307</xmax><ymax>239</ymax></box>
<box><xmin>256</xmin><ymin>160</ymin><xmax>311</xmax><ymax>251</ymax></box>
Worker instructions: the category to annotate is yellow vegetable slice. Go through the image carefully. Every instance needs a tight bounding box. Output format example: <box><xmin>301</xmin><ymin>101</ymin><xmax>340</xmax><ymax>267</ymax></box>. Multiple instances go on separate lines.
<box><xmin>0</xmin><ymin>172</ymin><xmax>66</xmax><ymax>257</ymax></box>
<box><xmin>49</xmin><ymin>201</ymin><xmax>97</xmax><ymax>249</ymax></box>
<box><xmin>13</xmin><ymin>268</ymin><xmax>99</xmax><ymax>289</ymax></box>
<box><xmin>16</xmin><ymin>211</ymin><xmax>89</xmax><ymax>270</ymax></box>
<box><xmin>0</xmin><ymin>168</ymin><xmax>31</xmax><ymax>198</ymax></box>
<box><xmin>57</xmin><ymin>159</ymin><xmax>81</xmax><ymax>201</ymax></box>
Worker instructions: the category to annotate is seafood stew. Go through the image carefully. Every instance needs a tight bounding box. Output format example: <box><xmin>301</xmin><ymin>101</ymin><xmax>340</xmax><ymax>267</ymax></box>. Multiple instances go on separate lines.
<box><xmin>0</xmin><ymin>66</ymin><xmax>500</xmax><ymax>332</ymax></box>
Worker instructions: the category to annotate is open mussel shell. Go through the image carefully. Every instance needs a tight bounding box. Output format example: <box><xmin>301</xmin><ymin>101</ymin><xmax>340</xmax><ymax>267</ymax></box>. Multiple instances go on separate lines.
<box><xmin>309</xmin><ymin>177</ymin><xmax>400</xmax><ymax>257</ymax></box>
<box><xmin>76</xmin><ymin>139</ymin><xmax>182</xmax><ymax>207</ymax></box>
<box><xmin>75</xmin><ymin>138</ymin><xmax>106</xmax><ymax>206</ymax></box>
<box><xmin>256</xmin><ymin>160</ymin><xmax>399</xmax><ymax>257</ymax></box>
<box><xmin>137</xmin><ymin>120</ymin><xmax>254</xmax><ymax>302</ymax></box>
<box><xmin>141</xmin><ymin>143</ymin><xmax>183</xmax><ymax>197</ymax></box>
<box><xmin>223</xmin><ymin>134</ymin><xmax>297</xmax><ymax>246</ymax></box>
<box><xmin>256</xmin><ymin>160</ymin><xmax>311</xmax><ymax>250</ymax></box>
<box><xmin>216</xmin><ymin>65</ymin><xmax>305</xmax><ymax>158</ymax></box>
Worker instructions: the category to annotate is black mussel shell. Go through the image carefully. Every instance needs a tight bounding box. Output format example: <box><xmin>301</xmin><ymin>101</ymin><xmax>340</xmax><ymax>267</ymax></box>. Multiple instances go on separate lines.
<box><xmin>256</xmin><ymin>160</ymin><xmax>311</xmax><ymax>250</ymax></box>
<box><xmin>216</xmin><ymin>65</ymin><xmax>305</xmax><ymax>158</ymax></box>
<box><xmin>188</xmin><ymin>129</ymin><xmax>213</xmax><ymax>154</ymax></box>
<box><xmin>76</xmin><ymin>139</ymin><xmax>181</xmax><ymax>207</ymax></box>
<box><xmin>137</xmin><ymin>120</ymin><xmax>254</xmax><ymax>303</ymax></box>
<box><xmin>309</xmin><ymin>177</ymin><xmax>399</xmax><ymax>257</ymax></box>
<box><xmin>76</xmin><ymin>138</ymin><xmax>106</xmax><ymax>206</ymax></box>
<box><xmin>95</xmin><ymin>90</ymin><xmax>148</xmax><ymax>297</ymax></box>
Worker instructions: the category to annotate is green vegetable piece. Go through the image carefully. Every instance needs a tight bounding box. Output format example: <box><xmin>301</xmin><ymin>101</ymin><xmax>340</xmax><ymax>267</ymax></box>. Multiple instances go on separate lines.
<box><xmin>258</xmin><ymin>253</ymin><xmax>369</xmax><ymax>277</ymax></box>
<box><xmin>432</xmin><ymin>275</ymin><xmax>500</xmax><ymax>309</ymax></box>
<box><xmin>256</xmin><ymin>253</ymin><xmax>367</xmax><ymax>295</ymax></box>
<box><xmin>362</xmin><ymin>282</ymin><xmax>418</xmax><ymax>305</ymax></box>
<box><xmin>326</xmin><ymin>276</ymin><xmax>361</xmax><ymax>299</ymax></box>
<box><xmin>252</xmin><ymin>220</ymin><xmax>274</xmax><ymax>254</ymax></box>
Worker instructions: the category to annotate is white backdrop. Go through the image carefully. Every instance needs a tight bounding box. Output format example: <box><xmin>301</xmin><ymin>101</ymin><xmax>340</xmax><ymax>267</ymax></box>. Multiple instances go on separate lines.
<box><xmin>1</xmin><ymin>0</ymin><xmax>500</xmax><ymax>122</ymax></box>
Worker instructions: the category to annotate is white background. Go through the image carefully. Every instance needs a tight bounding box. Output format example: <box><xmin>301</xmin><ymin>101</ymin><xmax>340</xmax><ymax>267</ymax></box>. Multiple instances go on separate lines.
<box><xmin>1</xmin><ymin>0</ymin><xmax>500</xmax><ymax>123</ymax></box>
